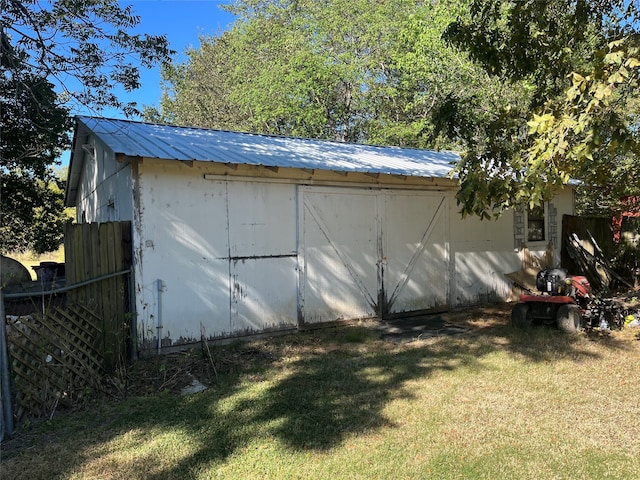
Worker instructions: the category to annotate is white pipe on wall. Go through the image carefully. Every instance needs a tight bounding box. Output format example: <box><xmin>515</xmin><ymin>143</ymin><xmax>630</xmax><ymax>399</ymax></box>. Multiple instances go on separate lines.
<box><xmin>157</xmin><ymin>279</ymin><xmax>165</xmax><ymax>354</ymax></box>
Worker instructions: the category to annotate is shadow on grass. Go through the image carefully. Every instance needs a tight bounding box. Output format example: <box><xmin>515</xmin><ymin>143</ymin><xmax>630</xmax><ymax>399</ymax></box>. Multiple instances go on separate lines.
<box><xmin>135</xmin><ymin>340</ymin><xmax>483</xmax><ymax>479</ymax></box>
<box><xmin>3</xmin><ymin>305</ymin><xmax>637</xmax><ymax>479</ymax></box>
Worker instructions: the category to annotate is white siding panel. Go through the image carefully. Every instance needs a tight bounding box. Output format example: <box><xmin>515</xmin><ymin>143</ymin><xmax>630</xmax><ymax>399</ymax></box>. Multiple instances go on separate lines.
<box><xmin>75</xmin><ymin>142</ymin><xmax>99</xmax><ymax>222</ymax></box>
<box><xmin>75</xmin><ymin>136</ymin><xmax>133</xmax><ymax>223</ymax></box>
<box><xmin>226</xmin><ymin>181</ymin><xmax>298</xmax><ymax>332</ymax></box>
<box><xmin>452</xmin><ymin>251</ymin><xmax>519</xmax><ymax>305</ymax></box>
<box><xmin>134</xmin><ymin>162</ymin><xmax>299</xmax><ymax>345</ymax></box>
<box><xmin>449</xmin><ymin>211</ymin><xmax>521</xmax><ymax>305</ymax></box>
<box><xmin>300</xmin><ymin>188</ymin><xmax>452</xmax><ymax>322</ymax></box>
<box><xmin>227</xmin><ymin>182</ymin><xmax>296</xmax><ymax>257</ymax></box>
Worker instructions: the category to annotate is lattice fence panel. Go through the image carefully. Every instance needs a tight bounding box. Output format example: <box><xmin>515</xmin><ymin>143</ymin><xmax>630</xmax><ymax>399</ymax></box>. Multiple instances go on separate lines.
<box><xmin>6</xmin><ymin>304</ymin><xmax>103</xmax><ymax>421</ymax></box>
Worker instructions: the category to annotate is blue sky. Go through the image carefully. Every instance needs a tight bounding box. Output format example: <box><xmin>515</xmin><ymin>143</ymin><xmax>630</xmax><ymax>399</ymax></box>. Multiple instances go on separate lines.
<box><xmin>107</xmin><ymin>0</ymin><xmax>236</xmax><ymax>118</ymax></box>
<box><xmin>61</xmin><ymin>1</ymin><xmax>236</xmax><ymax>165</ymax></box>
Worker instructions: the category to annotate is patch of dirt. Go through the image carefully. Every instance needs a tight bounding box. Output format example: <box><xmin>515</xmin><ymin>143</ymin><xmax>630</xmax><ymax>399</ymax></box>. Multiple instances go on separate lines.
<box><xmin>103</xmin><ymin>344</ymin><xmax>278</xmax><ymax>399</ymax></box>
<box><xmin>105</xmin><ymin>306</ymin><xmax>513</xmax><ymax>398</ymax></box>
<box><xmin>442</xmin><ymin>304</ymin><xmax>513</xmax><ymax>330</ymax></box>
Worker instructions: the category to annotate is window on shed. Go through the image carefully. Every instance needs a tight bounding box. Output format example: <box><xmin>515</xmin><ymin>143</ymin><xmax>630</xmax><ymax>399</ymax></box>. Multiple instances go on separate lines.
<box><xmin>527</xmin><ymin>205</ymin><xmax>545</xmax><ymax>242</ymax></box>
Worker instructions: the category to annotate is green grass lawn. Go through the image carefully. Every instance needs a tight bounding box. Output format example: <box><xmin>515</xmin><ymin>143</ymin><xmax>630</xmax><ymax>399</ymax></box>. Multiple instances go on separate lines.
<box><xmin>2</xmin><ymin>307</ymin><xmax>640</xmax><ymax>479</ymax></box>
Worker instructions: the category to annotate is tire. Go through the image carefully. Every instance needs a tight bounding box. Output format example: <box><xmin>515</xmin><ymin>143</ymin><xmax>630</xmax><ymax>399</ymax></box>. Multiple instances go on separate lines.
<box><xmin>557</xmin><ymin>304</ymin><xmax>582</xmax><ymax>333</ymax></box>
<box><xmin>511</xmin><ymin>303</ymin><xmax>533</xmax><ymax>329</ymax></box>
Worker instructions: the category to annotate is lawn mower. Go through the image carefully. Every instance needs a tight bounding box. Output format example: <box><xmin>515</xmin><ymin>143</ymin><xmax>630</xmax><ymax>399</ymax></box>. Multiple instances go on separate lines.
<box><xmin>511</xmin><ymin>268</ymin><xmax>630</xmax><ymax>332</ymax></box>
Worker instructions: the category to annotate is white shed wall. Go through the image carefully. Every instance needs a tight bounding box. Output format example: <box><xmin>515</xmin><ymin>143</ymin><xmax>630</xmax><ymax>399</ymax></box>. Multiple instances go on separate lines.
<box><xmin>73</xmin><ymin>136</ymin><xmax>133</xmax><ymax>224</ymax></box>
<box><xmin>448</xmin><ymin>188</ymin><xmax>575</xmax><ymax>306</ymax></box>
<box><xmin>449</xmin><ymin>212</ymin><xmax>520</xmax><ymax>306</ymax></box>
<box><xmin>126</xmin><ymin>160</ymin><xmax>575</xmax><ymax>350</ymax></box>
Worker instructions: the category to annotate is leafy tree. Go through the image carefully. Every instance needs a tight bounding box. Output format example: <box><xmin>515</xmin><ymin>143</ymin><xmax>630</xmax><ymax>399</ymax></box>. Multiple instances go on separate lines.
<box><xmin>369</xmin><ymin>0</ymin><xmax>530</xmax><ymax>152</ymax></box>
<box><xmin>147</xmin><ymin>30</ymin><xmax>251</xmax><ymax>131</ymax></box>
<box><xmin>0</xmin><ymin>168</ymin><xmax>70</xmax><ymax>254</ymax></box>
<box><xmin>156</xmin><ymin>0</ymin><xmax>415</xmax><ymax>141</ymax></box>
<box><xmin>445</xmin><ymin>0</ymin><xmax>640</xmax><ymax>218</ymax></box>
<box><xmin>1</xmin><ymin>0</ymin><xmax>172</xmax><ymax>253</ymax></box>
<box><xmin>155</xmin><ymin>0</ymin><xmax>501</xmax><ymax>147</ymax></box>
<box><xmin>224</xmin><ymin>0</ymin><xmax>420</xmax><ymax>142</ymax></box>
<box><xmin>2</xmin><ymin>0</ymin><xmax>172</xmax><ymax>115</ymax></box>
<box><xmin>153</xmin><ymin>0</ymin><xmax>532</xmax><ymax>182</ymax></box>
<box><xmin>0</xmin><ymin>67</ymin><xmax>72</xmax><ymax>253</ymax></box>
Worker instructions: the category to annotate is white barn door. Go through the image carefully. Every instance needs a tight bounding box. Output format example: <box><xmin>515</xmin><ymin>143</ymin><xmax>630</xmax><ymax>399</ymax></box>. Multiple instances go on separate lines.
<box><xmin>298</xmin><ymin>187</ymin><xmax>449</xmax><ymax>325</ymax></box>
<box><xmin>299</xmin><ymin>187</ymin><xmax>380</xmax><ymax>324</ymax></box>
<box><xmin>382</xmin><ymin>193</ymin><xmax>449</xmax><ymax>314</ymax></box>
<box><xmin>226</xmin><ymin>182</ymin><xmax>298</xmax><ymax>333</ymax></box>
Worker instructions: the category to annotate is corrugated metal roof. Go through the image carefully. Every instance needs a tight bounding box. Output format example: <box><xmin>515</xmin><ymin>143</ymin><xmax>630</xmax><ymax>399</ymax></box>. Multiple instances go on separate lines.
<box><xmin>76</xmin><ymin>116</ymin><xmax>461</xmax><ymax>178</ymax></box>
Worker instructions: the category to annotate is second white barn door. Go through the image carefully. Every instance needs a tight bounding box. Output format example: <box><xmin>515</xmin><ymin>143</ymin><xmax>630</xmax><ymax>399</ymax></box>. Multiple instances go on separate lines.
<box><xmin>298</xmin><ymin>186</ymin><xmax>449</xmax><ymax>324</ymax></box>
<box><xmin>382</xmin><ymin>192</ymin><xmax>449</xmax><ymax>315</ymax></box>
<box><xmin>299</xmin><ymin>188</ymin><xmax>380</xmax><ymax>323</ymax></box>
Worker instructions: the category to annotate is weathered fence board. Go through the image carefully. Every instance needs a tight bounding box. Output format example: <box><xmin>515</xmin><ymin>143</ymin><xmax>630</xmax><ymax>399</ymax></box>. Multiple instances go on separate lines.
<box><xmin>64</xmin><ymin>221</ymin><xmax>132</xmax><ymax>370</ymax></box>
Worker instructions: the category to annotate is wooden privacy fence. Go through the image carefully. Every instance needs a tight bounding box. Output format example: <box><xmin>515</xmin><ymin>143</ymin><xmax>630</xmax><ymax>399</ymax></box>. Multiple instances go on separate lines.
<box><xmin>1</xmin><ymin>221</ymin><xmax>133</xmax><ymax>430</ymax></box>
<box><xmin>64</xmin><ymin>221</ymin><xmax>133</xmax><ymax>370</ymax></box>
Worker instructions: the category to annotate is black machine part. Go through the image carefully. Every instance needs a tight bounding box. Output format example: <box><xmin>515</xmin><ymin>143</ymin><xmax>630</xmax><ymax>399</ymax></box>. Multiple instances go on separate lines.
<box><xmin>536</xmin><ymin>268</ymin><xmax>568</xmax><ymax>294</ymax></box>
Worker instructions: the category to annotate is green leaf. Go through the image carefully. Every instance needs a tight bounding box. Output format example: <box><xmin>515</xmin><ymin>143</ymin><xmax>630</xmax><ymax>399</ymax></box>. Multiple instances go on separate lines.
<box><xmin>625</xmin><ymin>57</ymin><xmax>640</xmax><ymax>69</ymax></box>
<box><xmin>594</xmin><ymin>84</ymin><xmax>608</xmax><ymax>100</ymax></box>
<box><xmin>604</xmin><ymin>50</ymin><xmax>625</xmax><ymax>65</ymax></box>
<box><xmin>608</xmin><ymin>71</ymin><xmax>625</xmax><ymax>84</ymax></box>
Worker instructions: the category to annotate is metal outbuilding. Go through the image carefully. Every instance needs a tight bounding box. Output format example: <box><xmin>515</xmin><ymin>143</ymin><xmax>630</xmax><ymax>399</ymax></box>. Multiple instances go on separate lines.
<box><xmin>65</xmin><ymin>116</ymin><xmax>575</xmax><ymax>352</ymax></box>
